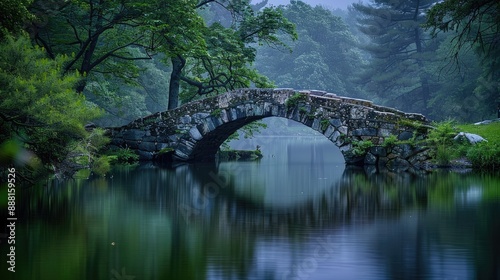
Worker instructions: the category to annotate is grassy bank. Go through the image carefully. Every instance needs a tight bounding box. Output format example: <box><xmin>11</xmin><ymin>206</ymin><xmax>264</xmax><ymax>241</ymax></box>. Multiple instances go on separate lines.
<box><xmin>444</xmin><ymin>121</ymin><xmax>500</xmax><ymax>171</ymax></box>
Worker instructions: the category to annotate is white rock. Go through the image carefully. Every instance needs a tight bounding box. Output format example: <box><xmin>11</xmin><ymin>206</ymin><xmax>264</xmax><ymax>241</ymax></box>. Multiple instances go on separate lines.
<box><xmin>453</xmin><ymin>132</ymin><xmax>487</xmax><ymax>144</ymax></box>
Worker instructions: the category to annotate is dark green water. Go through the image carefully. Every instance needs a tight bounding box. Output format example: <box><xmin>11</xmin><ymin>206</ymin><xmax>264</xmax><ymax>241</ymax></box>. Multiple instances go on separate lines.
<box><xmin>1</xmin><ymin>135</ymin><xmax>500</xmax><ymax>280</ymax></box>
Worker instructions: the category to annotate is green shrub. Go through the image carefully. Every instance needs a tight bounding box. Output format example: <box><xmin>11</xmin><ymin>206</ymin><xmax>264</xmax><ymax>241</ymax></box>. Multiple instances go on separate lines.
<box><xmin>382</xmin><ymin>135</ymin><xmax>399</xmax><ymax>148</ymax></box>
<box><xmin>285</xmin><ymin>92</ymin><xmax>307</xmax><ymax>109</ymax></box>
<box><xmin>321</xmin><ymin>119</ymin><xmax>330</xmax><ymax>131</ymax></box>
<box><xmin>351</xmin><ymin>140</ymin><xmax>374</xmax><ymax>156</ymax></box>
<box><xmin>426</xmin><ymin>121</ymin><xmax>459</xmax><ymax>165</ymax></box>
<box><xmin>466</xmin><ymin>143</ymin><xmax>500</xmax><ymax>170</ymax></box>
<box><xmin>92</xmin><ymin>155</ymin><xmax>112</xmax><ymax>176</ymax></box>
<box><xmin>211</xmin><ymin>108</ymin><xmax>222</xmax><ymax>117</ymax></box>
<box><xmin>105</xmin><ymin>147</ymin><xmax>139</xmax><ymax>164</ymax></box>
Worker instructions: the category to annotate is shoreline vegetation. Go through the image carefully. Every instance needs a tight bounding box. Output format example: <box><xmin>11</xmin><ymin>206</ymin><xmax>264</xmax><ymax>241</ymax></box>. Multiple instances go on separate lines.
<box><xmin>217</xmin><ymin>149</ymin><xmax>263</xmax><ymax>162</ymax></box>
<box><xmin>2</xmin><ymin>117</ymin><xmax>499</xmax><ymax>181</ymax></box>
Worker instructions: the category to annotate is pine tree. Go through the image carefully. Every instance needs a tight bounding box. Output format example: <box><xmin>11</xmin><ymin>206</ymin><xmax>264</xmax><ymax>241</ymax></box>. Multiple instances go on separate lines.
<box><xmin>354</xmin><ymin>0</ymin><xmax>439</xmax><ymax>114</ymax></box>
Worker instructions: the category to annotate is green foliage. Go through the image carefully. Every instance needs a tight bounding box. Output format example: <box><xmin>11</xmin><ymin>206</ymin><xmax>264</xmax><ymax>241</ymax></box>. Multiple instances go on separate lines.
<box><xmin>458</xmin><ymin>122</ymin><xmax>500</xmax><ymax>170</ymax></box>
<box><xmin>255</xmin><ymin>1</ymin><xmax>366</xmax><ymax>97</ymax></box>
<box><xmin>92</xmin><ymin>156</ymin><xmax>112</xmax><ymax>176</ymax></box>
<box><xmin>457</xmin><ymin>122</ymin><xmax>500</xmax><ymax>144</ymax></box>
<box><xmin>69</xmin><ymin>128</ymin><xmax>111</xmax><ymax>175</ymax></box>
<box><xmin>171</xmin><ymin>1</ymin><xmax>296</xmax><ymax>108</ymax></box>
<box><xmin>382</xmin><ymin>135</ymin><xmax>399</xmax><ymax>148</ymax></box>
<box><xmin>425</xmin><ymin>0</ymin><xmax>499</xmax><ymax>58</ymax></box>
<box><xmin>0</xmin><ymin>35</ymin><xmax>101</xmax><ymax>172</ymax></box>
<box><xmin>426</xmin><ymin>121</ymin><xmax>458</xmax><ymax>147</ymax></box>
<box><xmin>285</xmin><ymin>93</ymin><xmax>307</xmax><ymax>109</ymax></box>
<box><xmin>105</xmin><ymin>147</ymin><xmax>139</xmax><ymax>164</ymax></box>
<box><xmin>353</xmin><ymin>0</ymin><xmax>438</xmax><ymax>115</ymax></box>
<box><xmin>158</xmin><ymin>147</ymin><xmax>174</xmax><ymax>154</ymax></box>
<box><xmin>424</xmin><ymin>0</ymin><xmax>499</xmax><ymax>121</ymax></box>
<box><xmin>320</xmin><ymin>119</ymin><xmax>330</xmax><ymax>131</ymax></box>
<box><xmin>426</xmin><ymin>121</ymin><xmax>459</xmax><ymax>165</ymax></box>
<box><xmin>350</xmin><ymin>140</ymin><xmax>374</xmax><ymax>157</ymax></box>
<box><xmin>0</xmin><ymin>0</ymin><xmax>34</xmax><ymax>38</ymax></box>
<box><xmin>211</xmin><ymin>108</ymin><xmax>222</xmax><ymax>117</ymax></box>
<box><xmin>466</xmin><ymin>143</ymin><xmax>500</xmax><ymax>171</ymax></box>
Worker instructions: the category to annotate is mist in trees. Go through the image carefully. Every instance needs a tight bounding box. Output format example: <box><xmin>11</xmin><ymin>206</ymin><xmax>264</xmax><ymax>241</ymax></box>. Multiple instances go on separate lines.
<box><xmin>255</xmin><ymin>0</ymin><xmax>367</xmax><ymax>97</ymax></box>
<box><xmin>256</xmin><ymin>0</ymin><xmax>498</xmax><ymax>122</ymax></box>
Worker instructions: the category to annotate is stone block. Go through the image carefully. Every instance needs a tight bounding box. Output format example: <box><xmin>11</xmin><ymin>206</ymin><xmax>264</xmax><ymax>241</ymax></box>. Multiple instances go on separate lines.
<box><xmin>204</xmin><ymin>118</ymin><xmax>216</xmax><ymax>132</ymax></box>
<box><xmin>329</xmin><ymin>118</ymin><xmax>342</xmax><ymax>128</ymax></box>
<box><xmin>364</xmin><ymin>152</ymin><xmax>377</xmax><ymax>165</ymax></box>
<box><xmin>398</xmin><ymin>131</ymin><xmax>414</xmax><ymax>141</ymax></box>
<box><xmin>189</xmin><ymin>127</ymin><xmax>203</xmax><ymax>140</ymax></box>
<box><xmin>253</xmin><ymin>103</ymin><xmax>264</xmax><ymax>116</ymax></box>
<box><xmin>137</xmin><ymin>150</ymin><xmax>154</xmax><ymax>160</ymax></box>
<box><xmin>387</xmin><ymin>158</ymin><xmax>410</xmax><ymax>172</ymax></box>
<box><xmin>323</xmin><ymin>125</ymin><xmax>335</xmax><ymax>138</ymax></box>
<box><xmin>378</xmin><ymin>156</ymin><xmax>389</xmax><ymax>168</ymax></box>
<box><xmin>124</xmin><ymin>140</ymin><xmax>139</xmax><ymax>149</ymax></box>
<box><xmin>192</xmin><ymin>112</ymin><xmax>210</xmax><ymax>121</ymax></box>
<box><xmin>393</xmin><ymin>144</ymin><xmax>413</xmax><ymax>158</ymax></box>
<box><xmin>139</xmin><ymin>141</ymin><xmax>157</xmax><ymax>152</ymax></box>
<box><xmin>236</xmin><ymin>106</ymin><xmax>247</xmax><ymax>118</ymax></box>
<box><xmin>245</xmin><ymin>103</ymin><xmax>254</xmax><ymax>116</ymax></box>
<box><xmin>272</xmin><ymin>105</ymin><xmax>279</xmax><ymax>116</ymax></box>
<box><xmin>111</xmin><ymin>138</ymin><xmax>124</xmax><ymax>146</ymax></box>
<box><xmin>264</xmin><ymin>102</ymin><xmax>273</xmax><ymax>114</ymax></box>
<box><xmin>370</xmin><ymin>146</ymin><xmax>387</xmax><ymax>157</ymax></box>
<box><xmin>312</xmin><ymin>118</ymin><xmax>320</xmax><ymax>131</ymax></box>
<box><xmin>179</xmin><ymin>115</ymin><xmax>191</xmax><ymax>124</ymax></box>
<box><xmin>197</xmin><ymin>122</ymin><xmax>210</xmax><ymax>135</ymax></box>
<box><xmin>122</xmin><ymin>129</ymin><xmax>146</xmax><ymax>141</ymax></box>
<box><xmin>338</xmin><ymin>126</ymin><xmax>348</xmax><ymax>134</ymax></box>
<box><xmin>352</xmin><ymin>128</ymin><xmax>377</xmax><ymax>136</ymax></box>
<box><xmin>229</xmin><ymin>108</ymin><xmax>238</xmax><ymax>121</ymax></box>
<box><xmin>378</xmin><ymin>128</ymin><xmax>393</xmax><ymax>137</ymax></box>
<box><xmin>142</xmin><ymin>136</ymin><xmax>158</xmax><ymax>142</ymax></box>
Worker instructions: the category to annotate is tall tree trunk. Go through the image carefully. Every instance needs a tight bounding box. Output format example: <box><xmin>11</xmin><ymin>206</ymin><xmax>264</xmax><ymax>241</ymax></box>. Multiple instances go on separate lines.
<box><xmin>168</xmin><ymin>56</ymin><xmax>185</xmax><ymax>110</ymax></box>
<box><xmin>415</xmin><ymin>27</ymin><xmax>431</xmax><ymax>110</ymax></box>
<box><xmin>413</xmin><ymin>0</ymin><xmax>431</xmax><ymax>114</ymax></box>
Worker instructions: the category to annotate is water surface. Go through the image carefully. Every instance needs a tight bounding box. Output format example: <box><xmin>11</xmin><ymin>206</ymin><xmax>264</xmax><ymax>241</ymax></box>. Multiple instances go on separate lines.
<box><xmin>1</xmin><ymin>132</ymin><xmax>500</xmax><ymax>280</ymax></box>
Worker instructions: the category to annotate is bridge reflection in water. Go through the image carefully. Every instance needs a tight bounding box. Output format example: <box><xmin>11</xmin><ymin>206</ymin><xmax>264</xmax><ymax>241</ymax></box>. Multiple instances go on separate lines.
<box><xmin>14</xmin><ymin>134</ymin><xmax>500</xmax><ymax>280</ymax></box>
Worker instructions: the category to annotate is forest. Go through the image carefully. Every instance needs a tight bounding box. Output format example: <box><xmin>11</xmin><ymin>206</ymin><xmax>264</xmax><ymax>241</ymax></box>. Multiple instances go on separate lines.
<box><xmin>1</xmin><ymin>0</ymin><xmax>499</xmax><ymax>177</ymax></box>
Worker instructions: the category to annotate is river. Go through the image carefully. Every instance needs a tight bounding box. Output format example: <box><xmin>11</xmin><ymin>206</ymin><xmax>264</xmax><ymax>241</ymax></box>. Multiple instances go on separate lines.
<box><xmin>2</xmin><ymin>119</ymin><xmax>500</xmax><ymax>280</ymax></box>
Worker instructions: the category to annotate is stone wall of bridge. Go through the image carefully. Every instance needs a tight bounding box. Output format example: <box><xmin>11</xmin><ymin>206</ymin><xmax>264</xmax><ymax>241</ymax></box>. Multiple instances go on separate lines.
<box><xmin>107</xmin><ymin>88</ymin><xmax>432</xmax><ymax>171</ymax></box>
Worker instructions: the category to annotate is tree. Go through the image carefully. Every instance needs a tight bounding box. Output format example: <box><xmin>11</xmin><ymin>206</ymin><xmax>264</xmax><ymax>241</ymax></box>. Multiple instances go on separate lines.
<box><xmin>255</xmin><ymin>1</ymin><xmax>366</xmax><ymax>97</ymax></box>
<box><xmin>425</xmin><ymin>33</ymin><xmax>485</xmax><ymax>121</ymax></box>
<box><xmin>425</xmin><ymin>0</ymin><xmax>500</xmax><ymax>121</ymax></box>
<box><xmin>0</xmin><ymin>35</ymin><xmax>101</xmax><ymax>170</ymax></box>
<box><xmin>353</xmin><ymin>0</ymin><xmax>439</xmax><ymax>114</ymax></box>
<box><xmin>0</xmin><ymin>0</ymin><xmax>34</xmax><ymax>38</ymax></box>
<box><xmin>166</xmin><ymin>0</ymin><xmax>296</xmax><ymax>109</ymax></box>
<box><xmin>425</xmin><ymin>0</ymin><xmax>500</xmax><ymax>62</ymax></box>
<box><xmin>29</xmin><ymin>0</ymin><xmax>204</xmax><ymax>93</ymax></box>
<box><xmin>29</xmin><ymin>0</ymin><xmax>295</xmax><ymax>111</ymax></box>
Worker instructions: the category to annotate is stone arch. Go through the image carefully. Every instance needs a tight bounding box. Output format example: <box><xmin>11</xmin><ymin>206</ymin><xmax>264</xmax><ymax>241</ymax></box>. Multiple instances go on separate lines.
<box><xmin>109</xmin><ymin>88</ymin><xmax>431</xmax><ymax>170</ymax></box>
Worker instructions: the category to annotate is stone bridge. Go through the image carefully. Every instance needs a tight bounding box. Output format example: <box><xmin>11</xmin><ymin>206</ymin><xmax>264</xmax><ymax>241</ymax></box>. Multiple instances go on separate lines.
<box><xmin>108</xmin><ymin>88</ymin><xmax>432</xmax><ymax>170</ymax></box>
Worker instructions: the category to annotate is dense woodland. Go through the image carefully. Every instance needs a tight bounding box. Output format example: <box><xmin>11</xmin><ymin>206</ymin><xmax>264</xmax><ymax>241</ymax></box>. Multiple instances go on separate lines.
<box><xmin>1</xmin><ymin>0</ymin><xmax>499</xmax><ymax>176</ymax></box>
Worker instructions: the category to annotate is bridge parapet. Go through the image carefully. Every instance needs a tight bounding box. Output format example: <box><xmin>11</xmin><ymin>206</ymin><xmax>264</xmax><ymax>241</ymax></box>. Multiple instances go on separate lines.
<box><xmin>108</xmin><ymin>88</ymin><xmax>432</xmax><ymax>171</ymax></box>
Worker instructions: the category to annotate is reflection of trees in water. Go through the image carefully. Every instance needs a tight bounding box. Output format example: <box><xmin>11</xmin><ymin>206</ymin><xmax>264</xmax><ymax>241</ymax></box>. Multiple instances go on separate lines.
<box><xmin>17</xmin><ymin>165</ymin><xmax>500</xmax><ymax>279</ymax></box>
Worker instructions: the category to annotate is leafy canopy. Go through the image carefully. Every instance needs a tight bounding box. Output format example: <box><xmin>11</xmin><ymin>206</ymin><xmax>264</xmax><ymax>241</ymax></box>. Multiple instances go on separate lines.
<box><xmin>0</xmin><ymin>35</ymin><xmax>101</xmax><ymax>166</ymax></box>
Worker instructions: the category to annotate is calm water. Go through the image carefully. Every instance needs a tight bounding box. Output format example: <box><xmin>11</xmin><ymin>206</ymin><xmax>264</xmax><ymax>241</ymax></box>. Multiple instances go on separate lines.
<box><xmin>2</xmin><ymin>133</ymin><xmax>500</xmax><ymax>280</ymax></box>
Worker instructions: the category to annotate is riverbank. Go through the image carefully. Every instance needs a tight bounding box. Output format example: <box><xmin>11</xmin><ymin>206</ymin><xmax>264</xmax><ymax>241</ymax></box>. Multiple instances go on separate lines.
<box><xmin>437</xmin><ymin>119</ymin><xmax>500</xmax><ymax>171</ymax></box>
